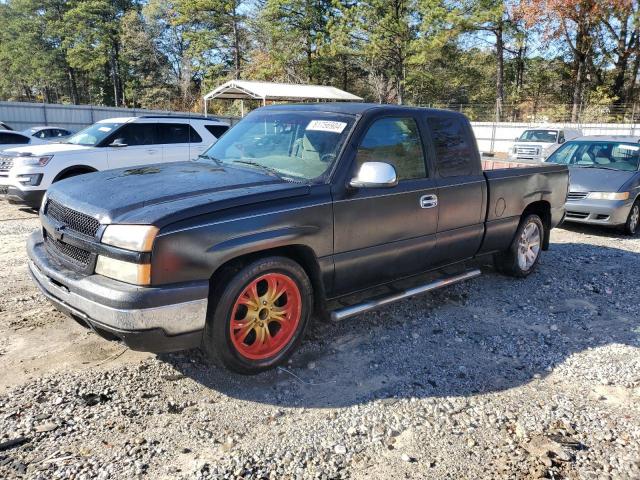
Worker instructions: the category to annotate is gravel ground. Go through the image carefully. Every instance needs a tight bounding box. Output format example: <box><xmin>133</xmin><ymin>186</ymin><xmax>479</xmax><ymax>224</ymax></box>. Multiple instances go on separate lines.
<box><xmin>0</xmin><ymin>200</ymin><xmax>638</xmax><ymax>479</ymax></box>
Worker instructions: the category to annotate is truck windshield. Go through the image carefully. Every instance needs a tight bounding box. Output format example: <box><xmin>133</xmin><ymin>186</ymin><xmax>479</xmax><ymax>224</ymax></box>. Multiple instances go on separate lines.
<box><xmin>546</xmin><ymin>141</ymin><xmax>640</xmax><ymax>171</ymax></box>
<box><xmin>200</xmin><ymin>111</ymin><xmax>355</xmax><ymax>181</ymax></box>
<box><xmin>65</xmin><ymin>122</ymin><xmax>123</xmax><ymax>146</ymax></box>
<box><xmin>518</xmin><ymin>130</ymin><xmax>558</xmax><ymax>143</ymax></box>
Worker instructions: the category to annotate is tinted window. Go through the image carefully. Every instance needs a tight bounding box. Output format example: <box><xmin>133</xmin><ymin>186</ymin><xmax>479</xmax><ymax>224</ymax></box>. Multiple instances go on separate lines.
<box><xmin>0</xmin><ymin>132</ymin><xmax>29</xmax><ymax>144</ymax></box>
<box><xmin>158</xmin><ymin>123</ymin><xmax>202</xmax><ymax>144</ymax></box>
<box><xmin>355</xmin><ymin>117</ymin><xmax>426</xmax><ymax>180</ymax></box>
<box><xmin>205</xmin><ymin>125</ymin><xmax>230</xmax><ymax>138</ymax></box>
<box><xmin>112</xmin><ymin>124</ymin><xmax>157</xmax><ymax>146</ymax></box>
<box><xmin>427</xmin><ymin>116</ymin><xmax>474</xmax><ymax>177</ymax></box>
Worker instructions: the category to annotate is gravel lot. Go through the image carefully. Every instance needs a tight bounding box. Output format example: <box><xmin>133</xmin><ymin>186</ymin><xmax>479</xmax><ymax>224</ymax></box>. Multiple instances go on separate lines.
<box><xmin>0</xmin><ymin>200</ymin><xmax>638</xmax><ymax>479</ymax></box>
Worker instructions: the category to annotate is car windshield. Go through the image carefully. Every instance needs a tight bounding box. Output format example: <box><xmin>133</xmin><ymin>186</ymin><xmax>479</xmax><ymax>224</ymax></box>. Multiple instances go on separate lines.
<box><xmin>546</xmin><ymin>141</ymin><xmax>640</xmax><ymax>171</ymax></box>
<box><xmin>65</xmin><ymin>122</ymin><xmax>123</xmax><ymax>146</ymax></box>
<box><xmin>199</xmin><ymin>111</ymin><xmax>355</xmax><ymax>181</ymax></box>
<box><xmin>518</xmin><ymin>130</ymin><xmax>558</xmax><ymax>143</ymax></box>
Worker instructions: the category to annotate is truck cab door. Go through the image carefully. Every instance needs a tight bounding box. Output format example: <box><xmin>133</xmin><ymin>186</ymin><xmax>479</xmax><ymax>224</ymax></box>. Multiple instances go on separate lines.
<box><xmin>332</xmin><ymin>115</ymin><xmax>439</xmax><ymax>295</ymax></box>
<box><xmin>425</xmin><ymin>114</ymin><xmax>486</xmax><ymax>265</ymax></box>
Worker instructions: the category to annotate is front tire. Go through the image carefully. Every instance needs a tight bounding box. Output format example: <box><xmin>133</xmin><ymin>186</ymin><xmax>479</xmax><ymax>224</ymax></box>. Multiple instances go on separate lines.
<box><xmin>203</xmin><ymin>256</ymin><xmax>313</xmax><ymax>374</ymax></box>
<box><xmin>623</xmin><ymin>200</ymin><xmax>640</xmax><ymax>236</ymax></box>
<box><xmin>495</xmin><ymin>214</ymin><xmax>544</xmax><ymax>278</ymax></box>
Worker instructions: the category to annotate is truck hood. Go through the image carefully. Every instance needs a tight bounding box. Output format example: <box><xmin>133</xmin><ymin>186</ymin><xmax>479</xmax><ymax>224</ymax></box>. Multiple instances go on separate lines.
<box><xmin>568</xmin><ymin>166</ymin><xmax>635</xmax><ymax>193</ymax></box>
<box><xmin>4</xmin><ymin>143</ymin><xmax>94</xmax><ymax>156</ymax></box>
<box><xmin>46</xmin><ymin>161</ymin><xmax>310</xmax><ymax>226</ymax></box>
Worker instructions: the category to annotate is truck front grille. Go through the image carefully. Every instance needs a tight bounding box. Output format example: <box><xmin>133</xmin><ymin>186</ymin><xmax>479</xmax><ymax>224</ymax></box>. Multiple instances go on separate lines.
<box><xmin>44</xmin><ymin>232</ymin><xmax>92</xmax><ymax>266</ymax></box>
<box><xmin>567</xmin><ymin>192</ymin><xmax>588</xmax><ymax>201</ymax></box>
<box><xmin>45</xmin><ymin>199</ymin><xmax>100</xmax><ymax>238</ymax></box>
<box><xmin>0</xmin><ymin>156</ymin><xmax>13</xmax><ymax>171</ymax></box>
<box><xmin>516</xmin><ymin>146</ymin><xmax>540</xmax><ymax>156</ymax></box>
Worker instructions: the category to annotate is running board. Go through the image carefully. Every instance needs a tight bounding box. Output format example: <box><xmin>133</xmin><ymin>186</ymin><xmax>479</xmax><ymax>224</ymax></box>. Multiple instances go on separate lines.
<box><xmin>330</xmin><ymin>269</ymin><xmax>481</xmax><ymax>322</ymax></box>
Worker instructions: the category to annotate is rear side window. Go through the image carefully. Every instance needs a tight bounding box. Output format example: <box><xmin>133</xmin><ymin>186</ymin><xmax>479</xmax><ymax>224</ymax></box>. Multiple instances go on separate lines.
<box><xmin>355</xmin><ymin>117</ymin><xmax>426</xmax><ymax>181</ymax></box>
<box><xmin>158</xmin><ymin>123</ymin><xmax>202</xmax><ymax>143</ymax></box>
<box><xmin>0</xmin><ymin>132</ymin><xmax>29</xmax><ymax>144</ymax></box>
<box><xmin>427</xmin><ymin>116</ymin><xmax>474</xmax><ymax>177</ymax></box>
<box><xmin>205</xmin><ymin>124</ymin><xmax>230</xmax><ymax>138</ymax></box>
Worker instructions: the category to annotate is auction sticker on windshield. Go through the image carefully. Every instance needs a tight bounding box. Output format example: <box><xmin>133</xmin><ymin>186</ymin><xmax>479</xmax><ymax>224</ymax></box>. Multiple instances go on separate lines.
<box><xmin>306</xmin><ymin>120</ymin><xmax>347</xmax><ymax>133</ymax></box>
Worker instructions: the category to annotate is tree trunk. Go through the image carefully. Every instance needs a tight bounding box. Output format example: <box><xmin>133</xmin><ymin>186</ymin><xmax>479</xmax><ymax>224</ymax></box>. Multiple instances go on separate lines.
<box><xmin>67</xmin><ymin>67</ymin><xmax>80</xmax><ymax>105</ymax></box>
<box><xmin>232</xmin><ymin>2</ymin><xmax>241</xmax><ymax>80</ymax></box>
<box><xmin>495</xmin><ymin>21</ymin><xmax>504</xmax><ymax>122</ymax></box>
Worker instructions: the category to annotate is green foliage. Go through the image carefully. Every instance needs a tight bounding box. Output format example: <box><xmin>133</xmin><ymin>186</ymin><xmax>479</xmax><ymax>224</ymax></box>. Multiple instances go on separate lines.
<box><xmin>0</xmin><ymin>0</ymin><xmax>638</xmax><ymax>118</ymax></box>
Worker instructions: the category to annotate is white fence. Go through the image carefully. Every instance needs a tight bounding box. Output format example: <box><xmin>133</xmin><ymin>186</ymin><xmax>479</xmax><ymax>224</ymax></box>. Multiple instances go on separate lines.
<box><xmin>472</xmin><ymin>121</ymin><xmax>640</xmax><ymax>154</ymax></box>
<box><xmin>3</xmin><ymin>101</ymin><xmax>639</xmax><ymax>154</ymax></box>
<box><xmin>0</xmin><ymin>101</ymin><xmax>239</xmax><ymax>132</ymax></box>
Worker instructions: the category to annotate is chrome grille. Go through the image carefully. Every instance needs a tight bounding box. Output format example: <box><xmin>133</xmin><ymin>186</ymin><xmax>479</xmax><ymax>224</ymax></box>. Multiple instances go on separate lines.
<box><xmin>44</xmin><ymin>233</ymin><xmax>92</xmax><ymax>266</ymax></box>
<box><xmin>516</xmin><ymin>146</ymin><xmax>540</xmax><ymax>156</ymax></box>
<box><xmin>0</xmin><ymin>156</ymin><xmax>13</xmax><ymax>171</ymax></box>
<box><xmin>45</xmin><ymin>199</ymin><xmax>100</xmax><ymax>237</ymax></box>
<box><xmin>567</xmin><ymin>192</ymin><xmax>588</xmax><ymax>201</ymax></box>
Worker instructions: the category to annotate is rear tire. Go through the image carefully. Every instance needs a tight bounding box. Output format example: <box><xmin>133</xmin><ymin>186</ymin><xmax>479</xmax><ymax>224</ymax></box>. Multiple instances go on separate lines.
<box><xmin>623</xmin><ymin>200</ymin><xmax>640</xmax><ymax>236</ymax></box>
<box><xmin>203</xmin><ymin>256</ymin><xmax>313</xmax><ymax>374</ymax></box>
<box><xmin>495</xmin><ymin>214</ymin><xmax>544</xmax><ymax>278</ymax></box>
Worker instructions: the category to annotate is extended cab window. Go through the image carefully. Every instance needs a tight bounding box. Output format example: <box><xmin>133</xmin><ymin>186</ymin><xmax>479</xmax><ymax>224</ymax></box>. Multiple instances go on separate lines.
<box><xmin>112</xmin><ymin>124</ymin><xmax>157</xmax><ymax>146</ymax></box>
<box><xmin>427</xmin><ymin>116</ymin><xmax>474</xmax><ymax>177</ymax></box>
<box><xmin>356</xmin><ymin>117</ymin><xmax>426</xmax><ymax>180</ymax></box>
<box><xmin>158</xmin><ymin>123</ymin><xmax>202</xmax><ymax>143</ymax></box>
<box><xmin>205</xmin><ymin>125</ymin><xmax>229</xmax><ymax>138</ymax></box>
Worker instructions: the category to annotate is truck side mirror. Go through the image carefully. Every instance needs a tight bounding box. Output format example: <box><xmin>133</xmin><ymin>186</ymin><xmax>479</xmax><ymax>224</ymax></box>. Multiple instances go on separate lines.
<box><xmin>349</xmin><ymin>162</ymin><xmax>398</xmax><ymax>188</ymax></box>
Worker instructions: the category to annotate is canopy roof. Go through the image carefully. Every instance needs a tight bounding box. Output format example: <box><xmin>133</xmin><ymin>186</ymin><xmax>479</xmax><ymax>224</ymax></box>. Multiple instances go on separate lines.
<box><xmin>203</xmin><ymin>80</ymin><xmax>363</xmax><ymax>102</ymax></box>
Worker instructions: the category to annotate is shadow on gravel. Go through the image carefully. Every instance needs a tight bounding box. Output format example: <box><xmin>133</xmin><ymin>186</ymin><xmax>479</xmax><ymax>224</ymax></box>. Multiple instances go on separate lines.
<box><xmin>161</xmin><ymin>242</ymin><xmax>640</xmax><ymax>408</ymax></box>
<box><xmin>557</xmin><ymin>222</ymin><xmax>630</xmax><ymax>239</ymax></box>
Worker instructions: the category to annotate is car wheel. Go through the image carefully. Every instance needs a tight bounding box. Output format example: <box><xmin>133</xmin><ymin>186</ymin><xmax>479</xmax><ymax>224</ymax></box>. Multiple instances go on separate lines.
<box><xmin>624</xmin><ymin>200</ymin><xmax>640</xmax><ymax>236</ymax></box>
<box><xmin>495</xmin><ymin>214</ymin><xmax>544</xmax><ymax>278</ymax></box>
<box><xmin>203</xmin><ymin>256</ymin><xmax>313</xmax><ymax>374</ymax></box>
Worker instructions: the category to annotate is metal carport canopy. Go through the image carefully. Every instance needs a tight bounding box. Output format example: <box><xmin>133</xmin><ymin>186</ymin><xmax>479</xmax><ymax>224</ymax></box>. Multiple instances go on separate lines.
<box><xmin>203</xmin><ymin>80</ymin><xmax>363</xmax><ymax>103</ymax></box>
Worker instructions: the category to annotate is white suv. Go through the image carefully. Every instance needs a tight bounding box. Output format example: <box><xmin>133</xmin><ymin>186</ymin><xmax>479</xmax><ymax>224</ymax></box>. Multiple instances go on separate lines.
<box><xmin>0</xmin><ymin>115</ymin><xmax>230</xmax><ymax>208</ymax></box>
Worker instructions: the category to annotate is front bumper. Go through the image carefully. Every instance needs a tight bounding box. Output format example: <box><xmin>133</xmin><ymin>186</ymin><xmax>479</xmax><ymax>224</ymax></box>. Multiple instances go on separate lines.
<box><xmin>6</xmin><ymin>187</ymin><xmax>45</xmax><ymax>209</ymax></box>
<box><xmin>564</xmin><ymin>198</ymin><xmax>632</xmax><ymax>226</ymax></box>
<box><xmin>27</xmin><ymin>230</ymin><xmax>209</xmax><ymax>352</ymax></box>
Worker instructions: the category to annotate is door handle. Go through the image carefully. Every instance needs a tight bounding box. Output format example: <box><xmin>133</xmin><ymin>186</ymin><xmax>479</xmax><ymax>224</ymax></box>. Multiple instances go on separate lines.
<box><xmin>420</xmin><ymin>194</ymin><xmax>438</xmax><ymax>209</ymax></box>
<box><xmin>146</xmin><ymin>149</ymin><xmax>159</xmax><ymax>154</ymax></box>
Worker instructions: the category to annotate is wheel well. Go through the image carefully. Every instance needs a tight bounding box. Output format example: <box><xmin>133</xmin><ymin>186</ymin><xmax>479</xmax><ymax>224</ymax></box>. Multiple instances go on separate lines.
<box><xmin>522</xmin><ymin>200</ymin><xmax>551</xmax><ymax>249</ymax></box>
<box><xmin>53</xmin><ymin>166</ymin><xmax>97</xmax><ymax>183</ymax></box>
<box><xmin>208</xmin><ymin>245</ymin><xmax>327</xmax><ymax>318</ymax></box>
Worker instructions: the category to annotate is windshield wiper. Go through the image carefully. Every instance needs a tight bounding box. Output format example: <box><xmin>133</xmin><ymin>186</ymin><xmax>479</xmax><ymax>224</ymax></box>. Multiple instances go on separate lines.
<box><xmin>198</xmin><ymin>153</ymin><xmax>222</xmax><ymax>164</ymax></box>
<box><xmin>581</xmin><ymin>165</ymin><xmax>620</xmax><ymax>171</ymax></box>
<box><xmin>230</xmin><ymin>160</ymin><xmax>284</xmax><ymax>178</ymax></box>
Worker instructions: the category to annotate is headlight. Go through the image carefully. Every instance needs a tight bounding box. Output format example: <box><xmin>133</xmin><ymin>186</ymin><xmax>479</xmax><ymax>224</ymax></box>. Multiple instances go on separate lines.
<box><xmin>587</xmin><ymin>192</ymin><xmax>629</xmax><ymax>200</ymax></box>
<box><xmin>101</xmin><ymin>224</ymin><xmax>158</xmax><ymax>252</ymax></box>
<box><xmin>95</xmin><ymin>256</ymin><xmax>151</xmax><ymax>285</ymax></box>
<box><xmin>17</xmin><ymin>155</ymin><xmax>53</xmax><ymax>167</ymax></box>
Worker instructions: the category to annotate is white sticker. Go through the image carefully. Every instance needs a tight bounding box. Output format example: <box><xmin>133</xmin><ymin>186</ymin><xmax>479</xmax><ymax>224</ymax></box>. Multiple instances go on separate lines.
<box><xmin>306</xmin><ymin>120</ymin><xmax>347</xmax><ymax>133</ymax></box>
<box><xmin>98</xmin><ymin>126</ymin><xmax>113</xmax><ymax>132</ymax></box>
<box><xmin>618</xmin><ymin>144</ymin><xmax>639</xmax><ymax>151</ymax></box>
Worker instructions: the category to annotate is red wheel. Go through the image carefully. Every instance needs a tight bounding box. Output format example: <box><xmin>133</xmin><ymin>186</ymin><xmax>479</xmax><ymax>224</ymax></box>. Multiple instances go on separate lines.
<box><xmin>230</xmin><ymin>273</ymin><xmax>302</xmax><ymax>360</ymax></box>
<box><xmin>203</xmin><ymin>256</ymin><xmax>313</xmax><ymax>374</ymax></box>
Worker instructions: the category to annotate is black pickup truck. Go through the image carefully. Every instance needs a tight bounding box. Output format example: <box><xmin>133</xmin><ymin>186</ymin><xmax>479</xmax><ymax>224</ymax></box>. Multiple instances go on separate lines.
<box><xmin>27</xmin><ymin>104</ymin><xmax>568</xmax><ymax>373</ymax></box>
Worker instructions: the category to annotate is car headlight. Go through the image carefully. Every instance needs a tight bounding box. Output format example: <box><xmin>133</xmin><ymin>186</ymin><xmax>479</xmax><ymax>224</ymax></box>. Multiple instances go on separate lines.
<box><xmin>587</xmin><ymin>192</ymin><xmax>629</xmax><ymax>200</ymax></box>
<box><xmin>100</xmin><ymin>224</ymin><xmax>158</xmax><ymax>252</ymax></box>
<box><xmin>95</xmin><ymin>256</ymin><xmax>151</xmax><ymax>285</ymax></box>
<box><xmin>17</xmin><ymin>155</ymin><xmax>53</xmax><ymax>167</ymax></box>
